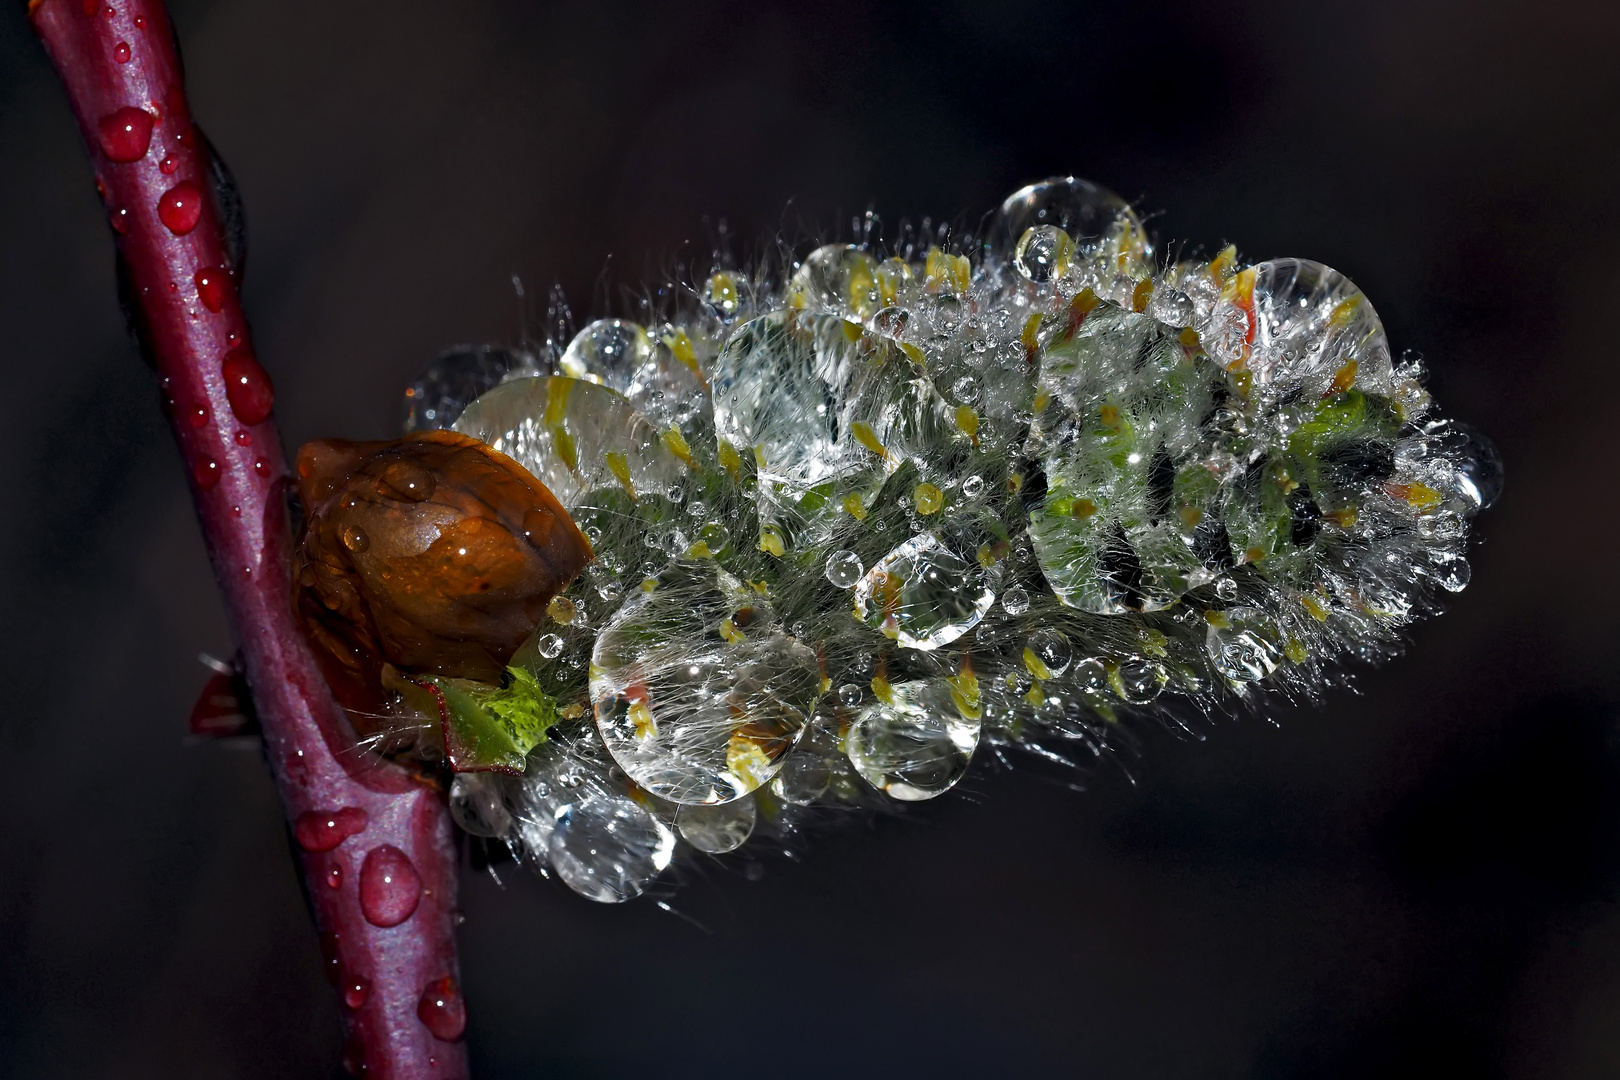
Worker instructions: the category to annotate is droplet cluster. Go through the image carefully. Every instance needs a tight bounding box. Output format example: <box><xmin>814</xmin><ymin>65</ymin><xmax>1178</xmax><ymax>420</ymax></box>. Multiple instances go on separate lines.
<box><xmin>405</xmin><ymin>177</ymin><xmax>1499</xmax><ymax>902</ymax></box>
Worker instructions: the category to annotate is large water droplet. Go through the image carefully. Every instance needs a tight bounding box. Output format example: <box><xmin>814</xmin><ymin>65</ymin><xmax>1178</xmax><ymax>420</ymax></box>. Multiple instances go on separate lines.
<box><xmin>156</xmin><ymin>180</ymin><xmax>202</xmax><ymax>235</ymax></box>
<box><xmin>675</xmin><ymin>798</ymin><xmax>755</xmax><ymax>853</ymax></box>
<box><xmin>1243</xmin><ymin>259</ymin><xmax>1392</xmax><ymax>393</ymax></box>
<box><xmin>986</xmin><ymin>177</ymin><xmax>1147</xmax><ymax>274</ymax></box>
<box><xmin>403</xmin><ymin>345</ymin><xmax>528</xmax><ymax>432</ymax></box>
<box><xmin>852</xmin><ymin>533</ymin><xmax>998</xmax><ymax>650</ymax></box>
<box><xmin>549</xmin><ymin>793</ymin><xmax>674</xmax><ymax>902</ymax></box>
<box><xmin>846</xmin><ymin>678</ymin><xmax>981</xmax><ymax>800</ymax></box>
<box><xmin>789</xmin><ymin>244</ymin><xmax>881</xmax><ymax>319</ymax></box>
<box><xmin>358</xmin><ymin>845</ymin><xmax>423</xmax><ymax>927</ymax></box>
<box><xmin>417</xmin><ymin>976</ymin><xmax>467</xmax><ymax>1042</ymax></box>
<box><xmin>590</xmin><ymin>564</ymin><xmax>819</xmax><ymax>804</ymax></box>
<box><xmin>825</xmin><ymin>549</ymin><xmax>863</xmax><ymax>588</ymax></box>
<box><xmin>1205</xmin><ymin>609</ymin><xmax>1283</xmax><ymax>683</ymax></box>
<box><xmin>96</xmin><ymin>106</ymin><xmax>153</xmax><ymax>162</ymax></box>
<box><xmin>222</xmin><ymin>349</ymin><xmax>274</xmax><ymax>425</ymax></box>
<box><xmin>455</xmin><ymin>375</ymin><xmax>681</xmax><ymax>509</ymax></box>
<box><xmin>294</xmin><ymin>807</ymin><xmax>369</xmax><ymax>852</ymax></box>
<box><xmin>1025</xmin><ymin>628</ymin><xmax>1073</xmax><ymax>678</ymax></box>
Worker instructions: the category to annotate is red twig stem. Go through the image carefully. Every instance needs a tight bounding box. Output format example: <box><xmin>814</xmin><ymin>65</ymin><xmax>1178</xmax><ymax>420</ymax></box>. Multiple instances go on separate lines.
<box><xmin>29</xmin><ymin>1</ymin><xmax>470</xmax><ymax>1074</ymax></box>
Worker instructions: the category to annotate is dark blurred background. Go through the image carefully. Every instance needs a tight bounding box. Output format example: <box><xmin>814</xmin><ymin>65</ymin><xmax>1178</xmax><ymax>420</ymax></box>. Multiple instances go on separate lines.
<box><xmin>2</xmin><ymin>0</ymin><xmax>1618</xmax><ymax>1076</ymax></box>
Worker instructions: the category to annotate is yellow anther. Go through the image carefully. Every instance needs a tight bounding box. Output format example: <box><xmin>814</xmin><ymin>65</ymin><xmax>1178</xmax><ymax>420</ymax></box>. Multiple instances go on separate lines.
<box><xmin>605</xmin><ymin>450</ymin><xmax>635</xmax><ymax>499</ymax></box>
<box><xmin>851</xmin><ymin>421</ymin><xmax>889</xmax><ymax>459</ymax></box>
<box><xmin>661</xmin><ymin>426</ymin><xmax>694</xmax><ymax>467</ymax></box>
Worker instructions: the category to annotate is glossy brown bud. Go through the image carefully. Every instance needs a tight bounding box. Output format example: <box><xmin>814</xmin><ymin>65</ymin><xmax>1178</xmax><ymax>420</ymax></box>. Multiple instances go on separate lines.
<box><xmin>293</xmin><ymin>430</ymin><xmax>591</xmax><ymax>715</ymax></box>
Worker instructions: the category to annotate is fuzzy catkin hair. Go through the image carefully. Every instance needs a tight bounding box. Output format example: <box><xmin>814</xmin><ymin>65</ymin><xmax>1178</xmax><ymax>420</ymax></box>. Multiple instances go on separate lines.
<box><xmin>398</xmin><ymin>177</ymin><xmax>1499</xmax><ymax>902</ymax></box>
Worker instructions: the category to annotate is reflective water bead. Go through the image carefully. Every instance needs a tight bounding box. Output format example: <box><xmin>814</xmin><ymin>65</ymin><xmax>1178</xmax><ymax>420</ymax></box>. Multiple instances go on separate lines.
<box><xmin>845</xmin><ymin>678</ymin><xmax>982</xmax><ymax>801</ymax></box>
<box><xmin>559</xmin><ymin>318</ymin><xmax>655</xmax><ymax>387</ymax></box>
<box><xmin>402</xmin><ymin>345</ymin><xmax>525</xmax><ymax>432</ymax></box>
<box><xmin>1206</xmin><ymin>608</ymin><xmax>1283</xmax><ymax>683</ymax></box>
<box><xmin>791</xmin><ymin>244</ymin><xmax>880</xmax><ymax>318</ymax></box>
<box><xmin>1024</xmin><ymin>628</ymin><xmax>1074</xmax><ymax>678</ymax></box>
<box><xmin>837</xmin><ymin>683</ymin><xmax>864</xmax><ymax>709</ymax></box>
<box><xmin>1013</xmin><ymin>225</ymin><xmax>1073</xmax><ymax>283</ymax></box>
<box><xmin>825</xmin><ymin>549</ymin><xmax>863</xmax><ymax>588</ymax></box>
<box><xmin>1071</xmin><ymin>658</ymin><xmax>1109</xmax><ymax>695</ymax></box>
<box><xmin>1001</xmin><ymin>585</ymin><xmax>1031</xmax><ymax>616</ymax></box>
<box><xmin>549</xmin><ymin>794</ymin><xmax>674</xmax><ymax>902</ymax></box>
<box><xmin>535</xmin><ymin>633</ymin><xmax>565</xmax><ymax>659</ymax></box>
<box><xmin>1114</xmin><ymin>658</ymin><xmax>1164</xmax><ymax>704</ymax></box>
<box><xmin>961</xmin><ymin>475</ymin><xmax>985</xmax><ymax>499</ymax></box>
<box><xmin>675</xmin><ymin>799</ymin><xmax>755</xmax><ymax>854</ymax></box>
<box><xmin>448</xmin><ymin>774</ymin><xmax>511</xmax><ymax>838</ymax></box>
<box><xmin>1144</xmin><ymin>286</ymin><xmax>1196</xmax><ymax>327</ymax></box>
<box><xmin>1427</xmin><ymin>550</ymin><xmax>1471</xmax><ymax>592</ymax></box>
<box><xmin>770</xmin><ymin>751</ymin><xmax>833</xmax><ymax>805</ymax></box>
<box><xmin>852</xmin><ymin>533</ymin><xmax>999</xmax><ymax>651</ymax></box>
<box><xmin>590</xmin><ymin>565</ymin><xmax>820</xmax><ymax>804</ymax></box>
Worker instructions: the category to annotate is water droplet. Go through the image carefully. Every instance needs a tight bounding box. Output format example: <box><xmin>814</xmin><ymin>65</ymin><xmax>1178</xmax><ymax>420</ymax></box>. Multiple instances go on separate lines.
<box><xmin>192</xmin><ymin>458</ymin><xmax>221</xmax><ymax>490</ymax></box>
<box><xmin>1144</xmin><ymin>286</ymin><xmax>1195</xmax><ymax>327</ymax></box>
<box><xmin>1026</xmin><ymin>628</ymin><xmax>1073</xmax><ymax>677</ymax></box>
<box><xmin>109</xmin><ymin>206</ymin><xmax>130</xmax><ymax>234</ymax></box>
<box><xmin>590</xmin><ymin>565</ymin><xmax>818</xmax><ymax>804</ymax></box>
<box><xmin>96</xmin><ymin>106</ymin><xmax>153</xmax><ymax>162</ymax></box>
<box><xmin>1013</xmin><ymin>225</ymin><xmax>1073</xmax><ymax>283</ymax></box>
<box><xmin>1214</xmin><ymin>577</ymin><xmax>1239</xmax><ymax>601</ymax></box>
<box><xmin>853</xmin><ymin>533</ymin><xmax>998</xmax><ymax>650</ymax></box>
<box><xmin>867</xmin><ymin>305</ymin><xmax>909</xmax><ymax>338</ymax></box>
<box><xmin>676</xmin><ymin>798</ymin><xmax>755</xmax><ymax>854</ymax></box>
<box><xmin>344</xmin><ymin>977</ymin><xmax>370</xmax><ymax>1010</ymax></box>
<box><xmin>455</xmin><ymin>376</ymin><xmax>682</xmax><ymax>510</ymax></box>
<box><xmin>417</xmin><ymin>976</ymin><xmax>467</xmax><ymax>1041</ymax></box>
<box><xmin>319</xmin><ymin>931</ymin><xmax>343</xmax><ymax>986</ymax></box>
<box><xmin>961</xmin><ymin>475</ymin><xmax>985</xmax><ymax>499</ymax></box>
<box><xmin>112</xmin><ymin>40</ymin><xmax>131</xmax><ymax>63</ymax></box>
<box><xmin>358</xmin><ymin>845</ymin><xmax>423</xmax><ymax>927</ymax></box>
<box><xmin>294</xmin><ymin>807</ymin><xmax>369</xmax><ymax>852</ymax></box>
<box><xmin>325</xmin><ymin>865</ymin><xmax>342</xmax><ymax>889</ymax></box>
<box><xmin>1115</xmin><ymin>658</ymin><xmax>1165</xmax><ymax>703</ymax></box>
<box><xmin>951</xmin><ymin>374</ymin><xmax>980</xmax><ymax>403</ymax></box>
<box><xmin>156</xmin><ymin>180</ymin><xmax>202</xmax><ymax>235</ymax></box>
<box><xmin>550</xmin><ymin>793</ymin><xmax>674</xmax><ymax>902</ymax></box>
<box><xmin>846</xmin><ymin>678</ymin><xmax>981</xmax><ymax>801</ymax></box>
<box><xmin>449</xmin><ymin>773</ymin><xmax>512</xmax><ymax>838</ymax></box>
<box><xmin>158</xmin><ymin>154</ymin><xmax>178</xmax><ymax>175</ymax></box>
<box><xmin>705</xmin><ymin>271</ymin><xmax>746</xmax><ymax>319</ymax></box>
<box><xmin>1204</xmin><ymin>607</ymin><xmax>1282</xmax><ymax>683</ymax></box>
<box><xmin>825</xmin><ymin>549</ymin><xmax>863</xmax><ymax>588</ymax></box>
<box><xmin>1072</xmin><ymin>658</ymin><xmax>1109</xmax><ymax>694</ymax></box>
<box><xmin>790</xmin><ymin>244</ymin><xmax>881</xmax><ymax>318</ymax></box>
<box><xmin>194</xmin><ymin>268</ymin><xmax>226</xmax><ymax>312</ymax></box>
<box><xmin>375</xmin><ymin>459</ymin><xmax>435</xmax><ymax>502</ymax></box>
<box><xmin>1001</xmin><ymin>585</ymin><xmax>1030</xmax><ymax>616</ymax></box>
<box><xmin>536</xmin><ymin>633</ymin><xmax>565</xmax><ymax>659</ymax></box>
<box><xmin>188</xmin><ymin>403</ymin><xmax>208</xmax><ymax>429</ymax></box>
<box><xmin>986</xmin><ymin>177</ymin><xmax>1146</xmax><ymax>273</ymax></box>
<box><xmin>1427</xmin><ymin>550</ymin><xmax>1471</xmax><ymax>592</ymax></box>
<box><xmin>559</xmin><ymin>318</ymin><xmax>653</xmax><ymax>384</ymax></box>
<box><xmin>253</xmin><ymin>458</ymin><xmax>270</xmax><ymax>478</ymax></box>
<box><xmin>399</xmin><ymin>347</ymin><xmax>528</xmax><ymax>433</ymax></box>
<box><xmin>341</xmin><ymin>524</ymin><xmax>369</xmax><ymax>553</ymax></box>
<box><xmin>221</xmin><ymin>349</ymin><xmax>274</xmax><ymax>425</ymax></box>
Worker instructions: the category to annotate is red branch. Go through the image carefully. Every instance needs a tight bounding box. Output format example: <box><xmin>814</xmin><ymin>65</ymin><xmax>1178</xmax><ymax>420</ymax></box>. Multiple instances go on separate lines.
<box><xmin>29</xmin><ymin>1</ymin><xmax>470</xmax><ymax>1075</ymax></box>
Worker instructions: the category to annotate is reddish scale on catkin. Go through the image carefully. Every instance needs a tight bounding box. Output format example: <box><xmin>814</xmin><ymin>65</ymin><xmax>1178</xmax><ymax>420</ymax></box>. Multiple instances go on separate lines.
<box><xmin>359</xmin><ymin>846</ymin><xmax>423</xmax><ymax>928</ymax></box>
<box><xmin>96</xmin><ymin>105</ymin><xmax>151</xmax><ymax>161</ymax></box>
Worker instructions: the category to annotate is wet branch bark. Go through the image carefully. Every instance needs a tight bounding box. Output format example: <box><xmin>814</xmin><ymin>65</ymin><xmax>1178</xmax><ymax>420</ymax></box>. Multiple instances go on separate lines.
<box><xmin>29</xmin><ymin>0</ymin><xmax>470</xmax><ymax>1074</ymax></box>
